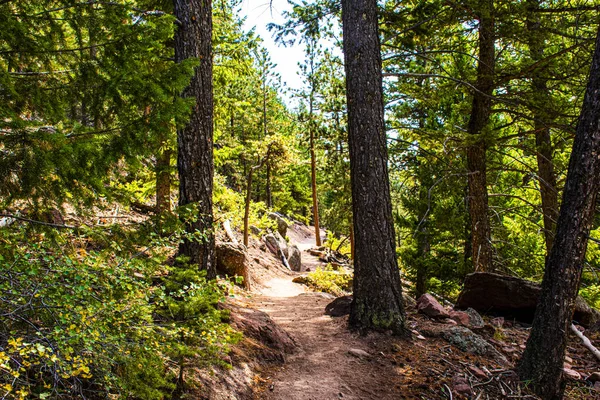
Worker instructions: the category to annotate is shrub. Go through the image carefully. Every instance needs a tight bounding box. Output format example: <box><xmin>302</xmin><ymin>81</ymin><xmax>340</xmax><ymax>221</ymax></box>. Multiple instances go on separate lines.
<box><xmin>0</xmin><ymin>213</ymin><xmax>238</xmax><ymax>399</ymax></box>
<box><xmin>305</xmin><ymin>266</ymin><xmax>353</xmax><ymax>296</ymax></box>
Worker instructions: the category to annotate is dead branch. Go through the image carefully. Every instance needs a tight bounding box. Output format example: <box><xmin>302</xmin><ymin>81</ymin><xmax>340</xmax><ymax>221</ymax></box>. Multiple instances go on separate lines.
<box><xmin>570</xmin><ymin>324</ymin><xmax>600</xmax><ymax>362</ymax></box>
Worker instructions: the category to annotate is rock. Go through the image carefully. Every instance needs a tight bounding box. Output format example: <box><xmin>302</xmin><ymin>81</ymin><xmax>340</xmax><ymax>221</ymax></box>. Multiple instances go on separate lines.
<box><xmin>250</xmin><ymin>225</ymin><xmax>262</xmax><ymax>236</ymax></box>
<box><xmin>565</xmin><ymin>355</ymin><xmax>573</xmax><ymax>364</ymax></box>
<box><xmin>325</xmin><ymin>295</ymin><xmax>353</xmax><ymax>317</ymax></box>
<box><xmin>264</xmin><ymin>232</ymin><xmax>288</xmax><ymax>257</ymax></box>
<box><xmin>292</xmin><ymin>276</ymin><xmax>310</xmax><ymax>285</ymax></box>
<box><xmin>491</xmin><ymin>317</ymin><xmax>505</xmax><ymax>328</ymax></box>
<box><xmin>309</xmin><ymin>249</ymin><xmax>327</xmax><ymax>257</ymax></box>
<box><xmin>453</xmin><ymin>383</ymin><xmax>472</xmax><ymax>396</ymax></box>
<box><xmin>402</xmin><ymin>293</ymin><xmax>417</xmax><ymax>309</ymax></box>
<box><xmin>288</xmin><ymin>244</ymin><xmax>302</xmax><ymax>272</ymax></box>
<box><xmin>268</xmin><ymin>212</ymin><xmax>289</xmax><ymax>238</ymax></box>
<box><xmin>421</xmin><ymin>325</ymin><xmax>508</xmax><ymax>364</ymax></box>
<box><xmin>449</xmin><ymin>310</ymin><xmax>470</xmax><ymax>326</ymax></box>
<box><xmin>588</xmin><ymin>372</ymin><xmax>600</xmax><ymax>383</ymax></box>
<box><xmin>563</xmin><ymin>368</ymin><xmax>581</xmax><ymax>380</ymax></box>
<box><xmin>444</xmin><ymin>318</ymin><xmax>458</xmax><ymax>325</ymax></box>
<box><xmin>417</xmin><ymin>294</ymin><xmax>450</xmax><ymax>319</ymax></box>
<box><xmin>465</xmin><ymin>308</ymin><xmax>485</xmax><ymax>329</ymax></box>
<box><xmin>468</xmin><ymin>366</ymin><xmax>488</xmax><ymax>380</ymax></box>
<box><xmin>453</xmin><ymin>377</ymin><xmax>472</xmax><ymax>396</ymax></box>
<box><xmin>222</xmin><ymin>303</ymin><xmax>296</xmax><ymax>362</ymax></box>
<box><xmin>456</xmin><ymin>272</ymin><xmax>600</xmax><ymax>328</ymax></box>
<box><xmin>216</xmin><ymin>242</ymin><xmax>250</xmax><ymax>289</ymax></box>
<box><xmin>348</xmin><ymin>348</ymin><xmax>370</xmax><ymax>359</ymax></box>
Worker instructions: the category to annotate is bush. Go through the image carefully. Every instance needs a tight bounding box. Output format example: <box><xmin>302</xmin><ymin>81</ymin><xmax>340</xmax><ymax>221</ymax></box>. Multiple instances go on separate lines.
<box><xmin>0</xmin><ymin>214</ymin><xmax>238</xmax><ymax>399</ymax></box>
<box><xmin>305</xmin><ymin>266</ymin><xmax>353</xmax><ymax>296</ymax></box>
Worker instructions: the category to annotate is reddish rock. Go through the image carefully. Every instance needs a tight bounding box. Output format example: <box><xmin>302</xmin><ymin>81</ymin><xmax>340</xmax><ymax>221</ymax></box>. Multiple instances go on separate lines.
<box><xmin>563</xmin><ymin>368</ymin><xmax>581</xmax><ymax>380</ymax></box>
<box><xmin>417</xmin><ymin>294</ymin><xmax>450</xmax><ymax>319</ymax></box>
<box><xmin>456</xmin><ymin>272</ymin><xmax>600</xmax><ymax>327</ymax></box>
<box><xmin>223</xmin><ymin>303</ymin><xmax>296</xmax><ymax>362</ymax></box>
<box><xmin>454</xmin><ymin>384</ymin><xmax>472</xmax><ymax>396</ymax></box>
<box><xmin>216</xmin><ymin>242</ymin><xmax>250</xmax><ymax>289</ymax></box>
<box><xmin>449</xmin><ymin>310</ymin><xmax>470</xmax><ymax>326</ymax></box>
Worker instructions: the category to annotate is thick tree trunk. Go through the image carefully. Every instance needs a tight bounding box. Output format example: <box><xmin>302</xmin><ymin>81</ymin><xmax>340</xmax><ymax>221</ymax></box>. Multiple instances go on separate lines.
<box><xmin>342</xmin><ymin>0</ymin><xmax>407</xmax><ymax>335</ymax></box>
<box><xmin>173</xmin><ymin>0</ymin><xmax>216</xmax><ymax>278</ymax></box>
<box><xmin>517</xmin><ymin>26</ymin><xmax>600</xmax><ymax>400</ymax></box>
<box><xmin>527</xmin><ymin>0</ymin><xmax>558</xmax><ymax>254</ymax></box>
<box><xmin>466</xmin><ymin>0</ymin><xmax>495</xmax><ymax>272</ymax></box>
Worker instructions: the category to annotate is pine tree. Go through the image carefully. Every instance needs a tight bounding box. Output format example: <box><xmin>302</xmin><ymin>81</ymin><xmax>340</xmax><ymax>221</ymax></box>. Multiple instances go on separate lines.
<box><xmin>173</xmin><ymin>0</ymin><xmax>216</xmax><ymax>277</ymax></box>
<box><xmin>517</xmin><ymin>25</ymin><xmax>600</xmax><ymax>400</ymax></box>
<box><xmin>342</xmin><ymin>0</ymin><xmax>407</xmax><ymax>335</ymax></box>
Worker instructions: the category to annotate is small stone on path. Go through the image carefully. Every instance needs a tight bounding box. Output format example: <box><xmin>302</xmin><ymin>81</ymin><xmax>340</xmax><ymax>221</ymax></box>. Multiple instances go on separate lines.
<box><xmin>563</xmin><ymin>368</ymin><xmax>581</xmax><ymax>380</ymax></box>
<box><xmin>348</xmin><ymin>348</ymin><xmax>370</xmax><ymax>359</ymax></box>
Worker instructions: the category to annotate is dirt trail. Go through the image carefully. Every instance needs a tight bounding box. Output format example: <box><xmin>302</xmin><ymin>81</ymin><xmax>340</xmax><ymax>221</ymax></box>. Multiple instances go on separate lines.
<box><xmin>250</xmin><ymin>226</ymin><xmax>403</xmax><ymax>400</ymax></box>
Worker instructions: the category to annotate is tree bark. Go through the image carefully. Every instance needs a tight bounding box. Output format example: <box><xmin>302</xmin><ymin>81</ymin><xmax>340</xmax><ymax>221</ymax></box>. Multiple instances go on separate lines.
<box><xmin>527</xmin><ymin>0</ymin><xmax>559</xmax><ymax>254</ymax></box>
<box><xmin>173</xmin><ymin>0</ymin><xmax>215</xmax><ymax>278</ymax></box>
<box><xmin>342</xmin><ymin>0</ymin><xmax>407</xmax><ymax>335</ymax></box>
<box><xmin>310</xmin><ymin>122</ymin><xmax>321</xmax><ymax>246</ymax></box>
<box><xmin>466</xmin><ymin>0</ymin><xmax>495</xmax><ymax>272</ymax></box>
<box><xmin>156</xmin><ymin>132</ymin><xmax>172</xmax><ymax>213</ymax></box>
<box><xmin>517</xmin><ymin>26</ymin><xmax>600</xmax><ymax>400</ymax></box>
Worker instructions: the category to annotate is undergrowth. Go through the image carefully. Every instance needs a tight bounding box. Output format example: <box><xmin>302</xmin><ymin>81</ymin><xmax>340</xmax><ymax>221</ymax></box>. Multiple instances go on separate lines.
<box><xmin>0</xmin><ymin>208</ymin><xmax>239</xmax><ymax>399</ymax></box>
<box><xmin>305</xmin><ymin>266</ymin><xmax>353</xmax><ymax>296</ymax></box>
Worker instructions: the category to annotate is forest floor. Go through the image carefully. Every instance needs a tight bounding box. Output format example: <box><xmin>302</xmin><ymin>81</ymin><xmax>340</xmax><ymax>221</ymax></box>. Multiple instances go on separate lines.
<box><xmin>228</xmin><ymin>223</ymin><xmax>600</xmax><ymax>400</ymax></box>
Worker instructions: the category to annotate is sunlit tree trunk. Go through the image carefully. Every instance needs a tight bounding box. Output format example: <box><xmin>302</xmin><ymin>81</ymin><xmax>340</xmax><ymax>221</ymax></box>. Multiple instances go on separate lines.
<box><xmin>342</xmin><ymin>0</ymin><xmax>407</xmax><ymax>335</ymax></box>
<box><xmin>527</xmin><ymin>0</ymin><xmax>558</xmax><ymax>254</ymax></box>
<box><xmin>518</xmin><ymin>26</ymin><xmax>600</xmax><ymax>400</ymax></box>
<box><xmin>466</xmin><ymin>0</ymin><xmax>495</xmax><ymax>272</ymax></box>
<box><xmin>173</xmin><ymin>0</ymin><xmax>216</xmax><ymax>278</ymax></box>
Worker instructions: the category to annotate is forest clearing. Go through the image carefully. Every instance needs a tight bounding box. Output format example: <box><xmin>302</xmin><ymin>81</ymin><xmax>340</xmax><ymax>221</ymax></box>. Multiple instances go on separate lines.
<box><xmin>2</xmin><ymin>0</ymin><xmax>600</xmax><ymax>399</ymax></box>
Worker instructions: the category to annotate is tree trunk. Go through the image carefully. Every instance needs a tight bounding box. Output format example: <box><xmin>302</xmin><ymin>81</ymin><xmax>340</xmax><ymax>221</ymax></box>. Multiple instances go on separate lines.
<box><xmin>310</xmin><ymin>123</ymin><xmax>321</xmax><ymax>246</ymax></box>
<box><xmin>349</xmin><ymin>216</ymin><xmax>355</xmax><ymax>260</ymax></box>
<box><xmin>527</xmin><ymin>0</ymin><xmax>558</xmax><ymax>254</ymax></box>
<box><xmin>342</xmin><ymin>0</ymin><xmax>407</xmax><ymax>335</ymax></box>
<box><xmin>243</xmin><ymin>168</ymin><xmax>254</xmax><ymax>247</ymax></box>
<box><xmin>517</xmin><ymin>26</ymin><xmax>600</xmax><ymax>400</ymax></box>
<box><xmin>156</xmin><ymin>129</ymin><xmax>172</xmax><ymax>213</ymax></box>
<box><xmin>266</xmin><ymin>162</ymin><xmax>273</xmax><ymax>209</ymax></box>
<box><xmin>415</xmin><ymin>182</ymin><xmax>431</xmax><ymax>298</ymax></box>
<box><xmin>466</xmin><ymin>0</ymin><xmax>495</xmax><ymax>272</ymax></box>
<box><xmin>173</xmin><ymin>0</ymin><xmax>215</xmax><ymax>278</ymax></box>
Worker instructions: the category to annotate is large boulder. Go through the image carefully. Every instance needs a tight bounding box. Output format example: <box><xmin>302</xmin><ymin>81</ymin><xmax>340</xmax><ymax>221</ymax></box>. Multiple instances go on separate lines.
<box><xmin>222</xmin><ymin>302</ymin><xmax>296</xmax><ymax>362</ymax></box>
<box><xmin>216</xmin><ymin>242</ymin><xmax>250</xmax><ymax>289</ymax></box>
<box><xmin>325</xmin><ymin>295</ymin><xmax>353</xmax><ymax>317</ymax></box>
<box><xmin>288</xmin><ymin>244</ymin><xmax>302</xmax><ymax>272</ymax></box>
<box><xmin>264</xmin><ymin>232</ymin><xmax>288</xmax><ymax>258</ymax></box>
<box><xmin>456</xmin><ymin>272</ymin><xmax>600</xmax><ymax>327</ymax></box>
<box><xmin>268</xmin><ymin>212</ymin><xmax>289</xmax><ymax>238</ymax></box>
